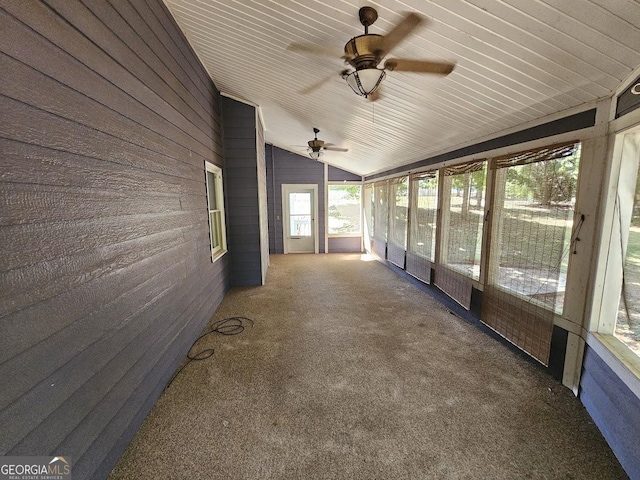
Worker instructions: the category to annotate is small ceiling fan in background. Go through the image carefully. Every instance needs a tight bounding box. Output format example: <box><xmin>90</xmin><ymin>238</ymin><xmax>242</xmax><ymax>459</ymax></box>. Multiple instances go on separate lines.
<box><xmin>288</xmin><ymin>6</ymin><xmax>456</xmax><ymax>101</ymax></box>
<box><xmin>294</xmin><ymin>128</ymin><xmax>349</xmax><ymax>160</ymax></box>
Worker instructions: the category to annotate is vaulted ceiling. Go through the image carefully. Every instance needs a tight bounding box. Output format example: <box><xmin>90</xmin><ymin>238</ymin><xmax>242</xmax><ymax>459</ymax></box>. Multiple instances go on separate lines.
<box><xmin>163</xmin><ymin>0</ymin><xmax>640</xmax><ymax>176</ymax></box>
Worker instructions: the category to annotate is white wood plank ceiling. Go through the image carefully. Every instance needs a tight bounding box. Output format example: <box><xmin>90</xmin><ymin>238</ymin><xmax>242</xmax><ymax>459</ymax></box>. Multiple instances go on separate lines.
<box><xmin>163</xmin><ymin>0</ymin><xmax>640</xmax><ymax>176</ymax></box>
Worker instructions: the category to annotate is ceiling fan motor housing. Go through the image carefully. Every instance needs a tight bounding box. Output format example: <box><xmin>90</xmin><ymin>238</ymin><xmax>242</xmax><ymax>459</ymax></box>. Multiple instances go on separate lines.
<box><xmin>344</xmin><ymin>34</ymin><xmax>384</xmax><ymax>70</ymax></box>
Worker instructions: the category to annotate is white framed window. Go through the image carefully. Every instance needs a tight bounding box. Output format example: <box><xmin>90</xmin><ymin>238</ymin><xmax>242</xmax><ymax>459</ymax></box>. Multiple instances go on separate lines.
<box><xmin>594</xmin><ymin>126</ymin><xmax>640</xmax><ymax>360</ymax></box>
<box><xmin>205</xmin><ymin>161</ymin><xmax>227</xmax><ymax>262</ymax></box>
<box><xmin>327</xmin><ymin>184</ymin><xmax>362</xmax><ymax>236</ymax></box>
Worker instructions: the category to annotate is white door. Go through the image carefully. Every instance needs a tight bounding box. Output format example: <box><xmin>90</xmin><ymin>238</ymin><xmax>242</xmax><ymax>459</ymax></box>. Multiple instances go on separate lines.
<box><xmin>282</xmin><ymin>184</ymin><xmax>318</xmax><ymax>254</ymax></box>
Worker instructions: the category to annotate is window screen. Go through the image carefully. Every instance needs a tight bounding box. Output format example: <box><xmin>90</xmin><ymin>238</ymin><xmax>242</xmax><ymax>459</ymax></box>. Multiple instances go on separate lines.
<box><xmin>363</xmin><ymin>183</ymin><xmax>374</xmax><ymax>252</ymax></box>
<box><xmin>482</xmin><ymin>142</ymin><xmax>581</xmax><ymax>364</ymax></box>
<box><xmin>616</xmin><ymin>134</ymin><xmax>640</xmax><ymax>357</ymax></box>
<box><xmin>328</xmin><ymin>185</ymin><xmax>361</xmax><ymax>235</ymax></box>
<box><xmin>407</xmin><ymin>171</ymin><xmax>438</xmax><ymax>283</ymax></box>
<box><xmin>387</xmin><ymin>176</ymin><xmax>409</xmax><ymax>267</ymax></box>
<box><xmin>373</xmin><ymin>180</ymin><xmax>389</xmax><ymax>258</ymax></box>
<box><xmin>441</xmin><ymin>161</ymin><xmax>486</xmax><ymax>280</ymax></box>
<box><xmin>409</xmin><ymin>172</ymin><xmax>438</xmax><ymax>262</ymax></box>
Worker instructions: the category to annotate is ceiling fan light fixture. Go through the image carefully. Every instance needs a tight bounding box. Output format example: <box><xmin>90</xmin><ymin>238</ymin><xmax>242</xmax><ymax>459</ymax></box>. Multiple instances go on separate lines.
<box><xmin>308</xmin><ymin>148</ymin><xmax>323</xmax><ymax>160</ymax></box>
<box><xmin>345</xmin><ymin>68</ymin><xmax>385</xmax><ymax>97</ymax></box>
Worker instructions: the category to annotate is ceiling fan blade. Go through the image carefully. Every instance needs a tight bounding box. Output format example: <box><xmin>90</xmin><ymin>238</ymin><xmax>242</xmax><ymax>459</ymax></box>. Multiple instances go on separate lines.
<box><xmin>287</xmin><ymin>42</ymin><xmax>341</xmax><ymax>58</ymax></box>
<box><xmin>324</xmin><ymin>146</ymin><xmax>349</xmax><ymax>152</ymax></box>
<box><xmin>297</xmin><ymin>73</ymin><xmax>338</xmax><ymax>94</ymax></box>
<box><xmin>384</xmin><ymin>58</ymin><xmax>455</xmax><ymax>75</ymax></box>
<box><xmin>377</xmin><ymin>12</ymin><xmax>423</xmax><ymax>57</ymax></box>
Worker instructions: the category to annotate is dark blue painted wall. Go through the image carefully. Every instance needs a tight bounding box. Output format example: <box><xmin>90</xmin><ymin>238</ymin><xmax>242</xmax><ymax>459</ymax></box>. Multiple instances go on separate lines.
<box><xmin>222</xmin><ymin>97</ymin><xmax>264</xmax><ymax>286</ymax></box>
<box><xmin>328</xmin><ymin>165</ymin><xmax>362</xmax><ymax>182</ymax></box>
<box><xmin>266</xmin><ymin>145</ymin><xmax>325</xmax><ymax>254</ymax></box>
<box><xmin>328</xmin><ymin>237</ymin><xmax>362</xmax><ymax>253</ymax></box>
<box><xmin>0</xmin><ymin>1</ymin><xmax>230</xmax><ymax>478</ymax></box>
<box><xmin>266</xmin><ymin>146</ymin><xmax>363</xmax><ymax>254</ymax></box>
<box><xmin>580</xmin><ymin>346</ymin><xmax>640</xmax><ymax>479</ymax></box>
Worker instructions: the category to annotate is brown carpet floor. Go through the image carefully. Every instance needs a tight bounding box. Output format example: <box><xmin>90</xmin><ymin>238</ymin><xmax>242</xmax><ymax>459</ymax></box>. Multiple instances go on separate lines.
<box><xmin>109</xmin><ymin>253</ymin><xmax>627</xmax><ymax>479</ymax></box>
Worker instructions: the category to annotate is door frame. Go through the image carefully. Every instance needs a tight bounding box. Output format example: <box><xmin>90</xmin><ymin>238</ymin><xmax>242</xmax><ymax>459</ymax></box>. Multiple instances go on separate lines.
<box><xmin>282</xmin><ymin>183</ymin><xmax>319</xmax><ymax>254</ymax></box>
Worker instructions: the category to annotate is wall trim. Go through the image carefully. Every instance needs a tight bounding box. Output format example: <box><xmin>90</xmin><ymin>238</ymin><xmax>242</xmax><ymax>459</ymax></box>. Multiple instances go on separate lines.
<box><xmin>586</xmin><ymin>333</ymin><xmax>640</xmax><ymax>400</ymax></box>
<box><xmin>366</xmin><ymin>108</ymin><xmax>598</xmax><ymax>181</ymax></box>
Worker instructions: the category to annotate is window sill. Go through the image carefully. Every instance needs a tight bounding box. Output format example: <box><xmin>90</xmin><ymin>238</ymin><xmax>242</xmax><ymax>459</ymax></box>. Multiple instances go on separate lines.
<box><xmin>587</xmin><ymin>332</ymin><xmax>640</xmax><ymax>399</ymax></box>
<box><xmin>211</xmin><ymin>249</ymin><xmax>228</xmax><ymax>264</ymax></box>
<box><xmin>328</xmin><ymin>233</ymin><xmax>362</xmax><ymax>238</ymax></box>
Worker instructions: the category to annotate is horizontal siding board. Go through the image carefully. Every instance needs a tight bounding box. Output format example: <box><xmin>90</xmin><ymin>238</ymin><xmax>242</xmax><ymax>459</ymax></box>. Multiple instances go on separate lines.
<box><xmin>227</xmin><ymin>208</ymin><xmax>260</xmax><ymax>221</ymax></box>
<box><xmin>1</xmin><ymin>221</ymin><xmax>213</xmax><ymax>348</ymax></box>
<box><xmin>231</xmin><ymin>273</ymin><xmax>262</xmax><ymax>286</ymax></box>
<box><xmin>580</xmin><ymin>347</ymin><xmax>640</xmax><ymax>478</ymax></box>
<box><xmin>9</xmin><ymin>259</ymin><xmax>226</xmax><ymax>459</ymax></box>
<box><xmin>229</xmin><ymin>242</ymin><xmax>262</xmax><ymax>253</ymax></box>
<box><xmin>141</xmin><ymin>0</ymin><xmax>214</xmax><ymax>102</ymax></box>
<box><xmin>0</xmin><ymin>226</ymin><xmax>189</xmax><ymax>318</ymax></box>
<box><xmin>226</xmin><ymin>194</ymin><xmax>260</xmax><ymax>205</ymax></box>
<box><xmin>0</xmin><ymin>52</ymin><xmax>213</xmax><ymax>170</ymax></box>
<box><xmin>0</xmin><ymin>3</ymin><xmax>218</xmax><ymax>158</ymax></box>
<box><xmin>90</xmin><ymin>261</ymin><xmax>230</xmax><ymax>480</ymax></box>
<box><xmin>75</xmin><ymin>287</ymin><xmax>225</xmax><ymax>480</ymax></box>
<box><xmin>1</xmin><ymin>0</ymin><xmax>231</xmax><ymax>476</ymax></box>
<box><xmin>582</xmin><ymin>348</ymin><xmax>640</xmax><ymax>425</ymax></box>
<box><xmin>225</xmin><ymin>150</ymin><xmax>261</xmax><ymax>161</ymax></box>
<box><xmin>221</xmin><ymin>100</ymin><xmax>255</xmax><ymax>117</ymax></box>
<box><xmin>2</xmin><ymin>255</ymin><xmax>191</xmax><ymax>453</ymax></box>
<box><xmin>225</xmin><ymin>166</ymin><xmax>260</xmax><ymax>179</ymax></box>
<box><xmin>0</xmin><ymin>182</ymin><xmax>183</xmax><ymax>226</ymax></box>
<box><xmin>0</xmin><ymin>140</ymin><xmax>203</xmax><ymax>195</ymax></box>
<box><xmin>580</xmin><ymin>371</ymin><xmax>640</xmax><ymax>478</ymax></box>
<box><xmin>108</xmin><ymin>0</ymin><xmax>215</xmax><ymax>115</ymax></box>
<box><xmin>224</xmin><ymin>138</ymin><xmax>259</xmax><ymax>150</ymax></box>
<box><xmin>130</xmin><ymin>0</ymin><xmax>215</xmax><ymax>106</ymax></box>
<box><xmin>226</xmin><ymin>176</ymin><xmax>258</xmax><ymax>191</ymax></box>
<box><xmin>59</xmin><ymin>265</ymin><xmax>228</xmax><ymax>478</ymax></box>
<box><xmin>227</xmin><ymin>224</ymin><xmax>261</xmax><ymax>236</ymax></box>
<box><xmin>328</xmin><ymin>165</ymin><xmax>362</xmax><ymax>182</ymax></box>
<box><xmin>0</xmin><ymin>95</ymin><xmax>201</xmax><ymax>181</ymax></box>
<box><xmin>221</xmin><ymin>97</ymin><xmax>265</xmax><ymax>286</ymax></box>
<box><xmin>222</xmin><ymin>119</ymin><xmax>259</xmax><ymax>132</ymax></box>
<box><xmin>0</xmin><ymin>241</ymin><xmax>195</xmax><ymax>403</ymax></box>
<box><xmin>328</xmin><ymin>236</ymin><xmax>362</xmax><ymax>252</ymax></box>
<box><xmin>44</xmin><ymin>0</ymin><xmax>214</xmax><ymax>139</ymax></box>
<box><xmin>81</xmin><ymin>0</ymin><xmax>212</xmax><ymax>119</ymax></box>
<box><xmin>0</xmin><ymin>210</ymin><xmax>201</xmax><ymax>271</ymax></box>
<box><xmin>0</xmin><ymin>13</ymin><xmax>218</xmax><ymax>161</ymax></box>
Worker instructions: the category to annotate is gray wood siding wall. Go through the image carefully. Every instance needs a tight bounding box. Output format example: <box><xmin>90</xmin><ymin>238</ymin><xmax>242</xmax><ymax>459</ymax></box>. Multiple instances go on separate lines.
<box><xmin>221</xmin><ymin>97</ymin><xmax>264</xmax><ymax>286</ymax></box>
<box><xmin>328</xmin><ymin>165</ymin><xmax>362</xmax><ymax>182</ymax></box>
<box><xmin>0</xmin><ymin>1</ymin><xmax>230</xmax><ymax>478</ymax></box>
<box><xmin>580</xmin><ymin>347</ymin><xmax>640</xmax><ymax>478</ymax></box>
<box><xmin>266</xmin><ymin>145</ymin><xmax>325</xmax><ymax>254</ymax></box>
<box><xmin>328</xmin><ymin>237</ymin><xmax>362</xmax><ymax>253</ymax></box>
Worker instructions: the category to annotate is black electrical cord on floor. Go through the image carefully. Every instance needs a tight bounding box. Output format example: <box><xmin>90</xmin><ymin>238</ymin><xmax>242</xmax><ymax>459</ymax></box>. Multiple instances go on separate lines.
<box><xmin>166</xmin><ymin>316</ymin><xmax>254</xmax><ymax>389</ymax></box>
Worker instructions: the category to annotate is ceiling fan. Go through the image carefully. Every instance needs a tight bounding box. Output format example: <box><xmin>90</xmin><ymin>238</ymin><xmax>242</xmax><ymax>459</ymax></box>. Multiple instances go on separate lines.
<box><xmin>289</xmin><ymin>6</ymin><xmax>455</xmax><ymax>100</ymax></box>
<box><xmin>298</xmin><ymin>128</ymin><xmax>348</xmax><ymax>160</ymax></box>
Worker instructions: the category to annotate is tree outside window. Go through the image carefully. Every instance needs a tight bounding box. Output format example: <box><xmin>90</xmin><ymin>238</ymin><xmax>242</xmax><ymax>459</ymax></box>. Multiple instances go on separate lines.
<box><xmin>328</xmin><ymin>185</ymin><xmax>361</xmax><ymax>235</ymax></box>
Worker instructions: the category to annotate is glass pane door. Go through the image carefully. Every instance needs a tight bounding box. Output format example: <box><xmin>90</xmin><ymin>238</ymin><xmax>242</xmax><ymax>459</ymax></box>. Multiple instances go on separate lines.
<box><xmin>289</xmin><ymin>192</ymin><xmax>312</xmax><ymax>237</ymax></box>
